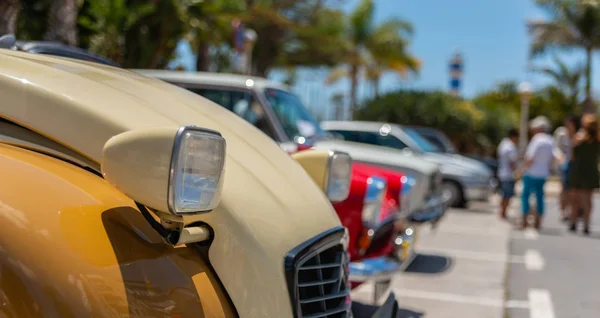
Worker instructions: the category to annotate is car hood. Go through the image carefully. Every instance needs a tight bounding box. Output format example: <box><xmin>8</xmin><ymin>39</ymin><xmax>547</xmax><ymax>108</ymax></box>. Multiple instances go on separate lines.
<box><xmin>0</xmin><ymin>49</ymin><xmax>341</xmax><ymax>317</ymax></box>
<box><xmin>423</xmin><ymin>152</ymin><xmax>492</xmax><ymax>178</ymax></box>
<box><xmin>314</xmin><ymin>140</ymin><xmax>439</xmax><ymax>176</ymax></box>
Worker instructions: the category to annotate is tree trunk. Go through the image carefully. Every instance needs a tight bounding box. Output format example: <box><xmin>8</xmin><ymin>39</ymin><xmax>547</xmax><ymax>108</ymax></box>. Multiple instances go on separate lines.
<box><xmin>196</xmin><ymin>42</ymin><xmax>210</xmax><ymax>72</ymax></box>
<box><xmin>44</xmin><ymin>0</ymin><xmax>78</xmax><ymax>46</ymax></box>
<box><xmin>373</xmin><ymin>76</ymin><xmax>380</xmax><ymax>99</ymax></box>
<box><xmin>0</xmin><ymin>0</ymin><xmax>21</xmax><ymax>35</ymax></box>
<box><xmin>349</xmin><ymin>64</ymin><xmax>359</xmax><ymax>119</ymax></box>
<box><xmin>583</xmin><ymin>46</ymin><xmax>595</xmax><ymax>113</ymax></box>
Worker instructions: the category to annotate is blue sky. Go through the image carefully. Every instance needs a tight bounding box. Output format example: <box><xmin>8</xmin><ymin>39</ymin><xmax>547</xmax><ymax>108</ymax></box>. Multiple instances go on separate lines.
<box><xmin>170</xmin><ymin>0</ymin><xmax>597</xmax><ymax>119</ymax></box>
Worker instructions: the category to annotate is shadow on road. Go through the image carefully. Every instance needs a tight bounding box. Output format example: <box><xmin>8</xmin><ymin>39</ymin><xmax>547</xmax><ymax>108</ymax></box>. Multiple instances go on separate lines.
<box><xmin>538</xmin><ymin>227</ymin><xmax>564</xmax><ymax>236</ymax></box>
<box><xmin>352</xmin><ymin>301</ymin><xmax>425</xmax><ymax>318</ymax></box>
<box><xmin>405</xmin><ymin>253</ymin><xmax>453</xmax><ymax>274</ymax></box>
<box><xmin>453</xmin><ymin>202</ymin><xmax>495</xmax><ymax>214</ymax></box>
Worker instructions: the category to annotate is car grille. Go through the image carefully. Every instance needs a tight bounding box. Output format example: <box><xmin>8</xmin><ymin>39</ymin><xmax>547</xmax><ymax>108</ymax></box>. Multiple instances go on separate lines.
<box><xmin>285</xmin><ymin>227</ymin><xmax>351</xmax><ymax>318</ymax></box>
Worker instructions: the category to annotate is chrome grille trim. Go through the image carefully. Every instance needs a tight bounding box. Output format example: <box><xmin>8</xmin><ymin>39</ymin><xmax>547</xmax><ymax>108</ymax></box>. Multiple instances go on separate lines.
<box><xmin>284</xmin><ymin>226</ymin><xmax>351</xmax><ymax>318</ymax></box>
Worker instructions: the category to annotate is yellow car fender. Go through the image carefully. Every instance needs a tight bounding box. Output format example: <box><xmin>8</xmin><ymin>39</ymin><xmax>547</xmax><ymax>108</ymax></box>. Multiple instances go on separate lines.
<box><xmin>0</xmin><ymin>143</ymin><xmax>234</xmax><ymax>317</ymax></box>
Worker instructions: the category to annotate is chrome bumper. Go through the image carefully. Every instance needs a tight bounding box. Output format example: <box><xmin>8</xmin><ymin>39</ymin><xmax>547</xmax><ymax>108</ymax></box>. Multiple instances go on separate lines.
<box><xmin>464</xmin><ymin>183</ymin><xmax>494</xmax><ymax>201</ymax></box>
<box><xmin>349</xmin><ymin>226</ymin><xmax>417</xmax><ymax>282</ymax></box>
<box><xmin>408</xmin><ymin>194</ymin><xmax>449</xmax><ymax>226</ymax></box>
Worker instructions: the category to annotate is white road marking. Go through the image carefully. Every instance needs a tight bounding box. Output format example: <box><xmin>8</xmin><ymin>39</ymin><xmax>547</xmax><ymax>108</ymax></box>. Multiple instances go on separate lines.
<box><xmin>506</xmin><ymin>299</ymin><xmax>530</xmax><ymax>309</ymax></box>
<box><xmin>529</xmin><ymin>289</ymin><xmax>555</xmax><ymax>318</ymax></box>
<box><xmin>421</xmin><ymin>226</ymin><xmax>506</xmax><ymax>237</ymax></box>
<box><xmin>524</xmin><ymin>228</ymin><xmax>539</xmax><ymax>240</ymax></box>
<box><xmin>417</xmin><ymin>247</ymin><xmax>527</xmax><ymax>264</ymax></box>
<box><xmin>352</xmin><ymin>284</ymin><xmax>531</xmax><ymax>309</ymax></box>
<box><xmin>524</xmin><ymin>249</ymin><xmax>545</xmax><ymax>271</ymax></box>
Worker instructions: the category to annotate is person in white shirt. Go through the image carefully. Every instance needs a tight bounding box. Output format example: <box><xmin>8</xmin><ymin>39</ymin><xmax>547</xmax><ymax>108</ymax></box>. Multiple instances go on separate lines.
<box><xmin>553</xmin><ymin>115</ymin><xmax>581</xmax><ymax>221</ymax></box>
<box><xmin>521</xmin><ymin>116</ymin><xmax>555</xmax><ymax>229</ymax></box>
<box><xmin>497</xmin><ymin>128</ymin><xmax>519</xmax><ymax>219</ymax></box>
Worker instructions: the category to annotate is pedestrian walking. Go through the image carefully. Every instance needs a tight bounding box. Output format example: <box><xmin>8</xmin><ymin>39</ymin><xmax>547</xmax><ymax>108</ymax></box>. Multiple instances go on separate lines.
<box><xmin>497</xmin><ymin>128</ymin><xmax>519</xmax><ymax>219</ymax></box>
<box><xmin>568</xmin><ymin>113</ymin><xmax>600</xmax><ymax>235</ymax></box>
<box><xmin>520</xmin><ymin>116</ymin><xmax>555</xmax><ymax>229</ymax></box>
<box><xmin>554</xmin><ymin>115</ymin><xmax>581</xmax><ymax>221</ymax></box>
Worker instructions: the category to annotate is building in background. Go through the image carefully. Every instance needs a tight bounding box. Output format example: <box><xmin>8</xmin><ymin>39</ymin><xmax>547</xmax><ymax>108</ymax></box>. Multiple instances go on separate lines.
<box><xmin>449</xmin><ymin>51</ymin><xmax>463</xmax><ymax>97</ymax></box>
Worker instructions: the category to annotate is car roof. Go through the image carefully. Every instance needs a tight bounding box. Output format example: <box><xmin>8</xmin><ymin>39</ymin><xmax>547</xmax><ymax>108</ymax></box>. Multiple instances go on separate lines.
<box><xmin>321</xmin><ymin>121</ymin><xmax>406</xmax><ymax>133</ymax></box>
<box><xmin>132</xmin><ymin>69</ymin><xmax>290</xmax><ymax>91</ymax></box>
<box><xmin>15</xmin><ymin>41</ymin><xmax>121</xmax><ymax>67</ymax></box>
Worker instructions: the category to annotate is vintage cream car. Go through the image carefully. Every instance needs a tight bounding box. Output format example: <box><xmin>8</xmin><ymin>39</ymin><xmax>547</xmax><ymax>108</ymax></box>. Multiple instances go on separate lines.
<box><xmin>0</xmin><ymin>46</ymin><xmax>399</xmax><ymax>316</ymax></box>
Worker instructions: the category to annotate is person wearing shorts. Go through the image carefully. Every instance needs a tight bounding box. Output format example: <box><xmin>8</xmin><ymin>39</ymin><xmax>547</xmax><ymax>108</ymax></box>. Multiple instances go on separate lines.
<box><xmin>521</xmin><ymin>116</ymin><xmax>555</xmax><ymax>229</ymax></box>
<box><xmin>497</xmin><ymin>128</ymin><xmax>519</xmax><ymax>219</ymax></box>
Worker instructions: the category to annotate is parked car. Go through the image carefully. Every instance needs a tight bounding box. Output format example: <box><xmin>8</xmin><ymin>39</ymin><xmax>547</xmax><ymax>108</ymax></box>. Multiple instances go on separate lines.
<box><xmin>322</xmin><ymin>121</ymin><xmax>494</xmax><ymax>208</ymax></box>
<box><xmin>407</xmin><ymin>125</ymin><xmax>499</xmax><ymax>190</ymax></box>
<box><xmin>0</xmin><ymin>45</ymin><xmax>405</xmax><ymax>316</ymax></box>
<box><xmin>134</xmin><ymin>70</ymin><xmax>431</xmax><ymax>288</ymax></box>
<box><xmin>9</xmin><ymin>36</ymin><xmax>414</xmax><ymax>306</ymax></box>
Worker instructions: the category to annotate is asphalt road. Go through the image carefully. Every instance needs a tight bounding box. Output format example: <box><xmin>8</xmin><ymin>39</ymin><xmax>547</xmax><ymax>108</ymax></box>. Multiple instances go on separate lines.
<box><xmin>352</xmin><ymin>200</ymin><xmax>512</xmax><ymax>318</ymax></box>
<box><xmin>506</xmin><ymin>193</ymin><xmax>600</xmax><ymax>318</ymax></box>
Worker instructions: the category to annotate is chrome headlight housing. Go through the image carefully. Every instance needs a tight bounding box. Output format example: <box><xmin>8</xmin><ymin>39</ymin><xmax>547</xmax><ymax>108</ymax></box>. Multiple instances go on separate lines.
<box><xmin>169</xmin><ymin>127</ymin><xmax>227</xmax><ymax>214</ymax></box>
<box><xmin>362</xmin><ymin>176</ymin><xmax>387</xmax><ymax>227</ymax></box>
<box><xmin>325</xmin><ymin>152</ymin><xmax>352</xmax><ymax>202</ymax></box>
<box><xmin>400</xmin><ymin>175</ymin><xmax>416</xmax><ymax>215</ymax></box>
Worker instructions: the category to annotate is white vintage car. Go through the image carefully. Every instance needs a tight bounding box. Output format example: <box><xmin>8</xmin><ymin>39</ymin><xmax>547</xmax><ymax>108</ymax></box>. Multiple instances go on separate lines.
<box><xmin>322</xmin><ymin>121</ymin><xmax>495</xmax><ymax>208</ymax></box>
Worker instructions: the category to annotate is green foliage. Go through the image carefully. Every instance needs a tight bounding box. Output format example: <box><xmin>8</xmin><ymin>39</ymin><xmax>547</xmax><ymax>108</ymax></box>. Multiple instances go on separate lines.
<box><xmin>528</xmin><ymin>0</ymin><xmax>600</xmax><ymax>110</ymax></box>
<box><xmin>239</xmin><ymin>0</ymin><xmax>348</xmax><ymax>76</ymax></box>
<box><xmin>77</xmin><ymin>0</ymin><xmax>155</xmax><ymax>65</ymax></box>
<box><xmin>355</xmin><ymin>90</ymin><xmax>485</xmax><ymax>145</ymax></box>
<box><xmin>473</xmin><ymin>80</ymin><xmax>572</xmax><ymax>128</ymax></box>
<box><xmin>16</xmin><ymin>0</ymin><xmax>50</xmax><ymax>40</ymax></box>
<box><xmin>532</xmin><ymin>55</ymin><xmax>583</xmax><ymax>110</ymax></box>
<box><xmin>327</xmin><ymin>0</ymin><xmax>419</xmax><ymax>110</ymax></box>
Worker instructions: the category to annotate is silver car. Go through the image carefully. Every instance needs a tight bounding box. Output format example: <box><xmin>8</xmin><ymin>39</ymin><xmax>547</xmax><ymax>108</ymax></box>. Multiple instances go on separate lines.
<box><xmin>322</xmin><ymin>121</ymin><xmax>495</xmax><ymax>208</ymax></box>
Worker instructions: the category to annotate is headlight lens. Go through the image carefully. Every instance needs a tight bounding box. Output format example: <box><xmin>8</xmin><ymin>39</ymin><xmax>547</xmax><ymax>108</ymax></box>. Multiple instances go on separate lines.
<box><xmin>400</xmin><ymin>175</ymin><xmax>416</xmax><ymax>214</ymax></box>
<box><xmin>169</xmin><ymin>127</ymin><xmax>226</xmax><ymax>214</ymax></box>
<box><xmin>362</xmin><ymin>176</ymin><xmax>387</xmax><ymax>227</ymax></box>
<box><xmin>326</xmin><ymin>152</ymin><xmax>352</xmax><ymax>202</ymax></box>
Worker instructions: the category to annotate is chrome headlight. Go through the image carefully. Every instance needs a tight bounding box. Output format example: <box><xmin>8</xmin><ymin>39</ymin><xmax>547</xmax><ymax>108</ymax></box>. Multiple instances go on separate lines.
<box><xmin>169</xmin><ymin>127</ymin><xmax>226</xmax><ymax>214</ymax></box>
<box><xmin>400</xmin><ymin>175</ymin><xmax>416</xmax><ymax>214</ymax></box>
<box><xmin>325</xmin><ymin>152</ymin><xmax>352</xmax><ymax>202</ymax></box>
<box><xmin>362</xmin><ymin>176</ymin><xmax>387</xmax><ymax>227</ymax></box>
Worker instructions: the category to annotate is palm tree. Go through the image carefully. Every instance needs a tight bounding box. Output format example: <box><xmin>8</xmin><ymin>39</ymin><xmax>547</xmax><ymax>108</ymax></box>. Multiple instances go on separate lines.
<box><xmin>185</xmin><ymin>0</ymin><xmax>242</xmax><ymax>72</ymax></box>
<box><xmin>79</xmin><ymin>0</ymin><xmax>155</xmax><ymax>65</ymax></box>
<box><xmin>44</xmin><ymin>0</ymin><xmax>79</xmax><ymax>46</ymax></box>
<box><xmin>0</xmin><ymin>0</ymin><xmax>21</xmax><ymax>35</ymax></box>
<box><xmin>533</xmin><ymin>55</ymin><xmax>584</xmax><ymax>110</ymax></box>
<box><xmin>326</xmin><ymin>0</ymin><xmax>419</xmax><ymax>115</ymax></box>
<box><xmin>527</xmin><ymin>0</ymin><xmax>600</xmax><ymax>112</ymax></box>
<box><xmin>331</xmin><ymin>93</ymin><xmax>346</xmax><ymax>120</ymax></box>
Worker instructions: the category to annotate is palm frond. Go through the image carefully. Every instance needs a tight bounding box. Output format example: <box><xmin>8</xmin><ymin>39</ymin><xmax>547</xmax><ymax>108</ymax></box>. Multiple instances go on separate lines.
<box><xmin>527</xmin><ymin>19</ymin><xmax>581</xmax><ymax>56</ymax></box>
<box><xmin>326</xmin><ymin>66</ymin><xmax>349</xmax><ymax>85</ymax></box>
<box><xmin>349</xmin><ymin>0</ymin><xmax>374</xmax><ymax>44</ymax></box>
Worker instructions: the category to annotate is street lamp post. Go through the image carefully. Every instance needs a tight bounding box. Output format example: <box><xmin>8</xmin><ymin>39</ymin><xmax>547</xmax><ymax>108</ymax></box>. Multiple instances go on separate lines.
<box><xmin>518</xmin><ymin>82</ymin><xmax>532</xmax><ymax>158</ymax></box>
<box><xmin>244</xmin><ymin>29</ymin><xmax>257</xmax><ymax>76</ymax></box>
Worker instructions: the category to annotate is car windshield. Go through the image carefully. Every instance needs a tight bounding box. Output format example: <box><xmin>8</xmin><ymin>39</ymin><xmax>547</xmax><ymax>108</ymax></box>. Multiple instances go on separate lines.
<box><xmin>263</xmin><ymin>88</ymin><xmax>327</xmax><ymax>143</ymax></box>
<box><xmin>429</xmin><ymin>131</ymin><xmax>457</xmax><ymax>153</ymax></box>
<box><xmin>403</xmin><ymin>127</ymin><xmax>441</xmax><ymax>153</ymax></box>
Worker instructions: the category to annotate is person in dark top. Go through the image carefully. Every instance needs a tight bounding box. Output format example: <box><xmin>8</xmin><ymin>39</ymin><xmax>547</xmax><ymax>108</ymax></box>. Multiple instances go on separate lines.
<box><xmin>569</xmin><ymin>113</ymin><xmax>600</xmax><ymax>234</ymax></box>
<box><xmin>555</xmin><ymin>115</ymin><xmax>581</xmax><ymax>221</ymax></box>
